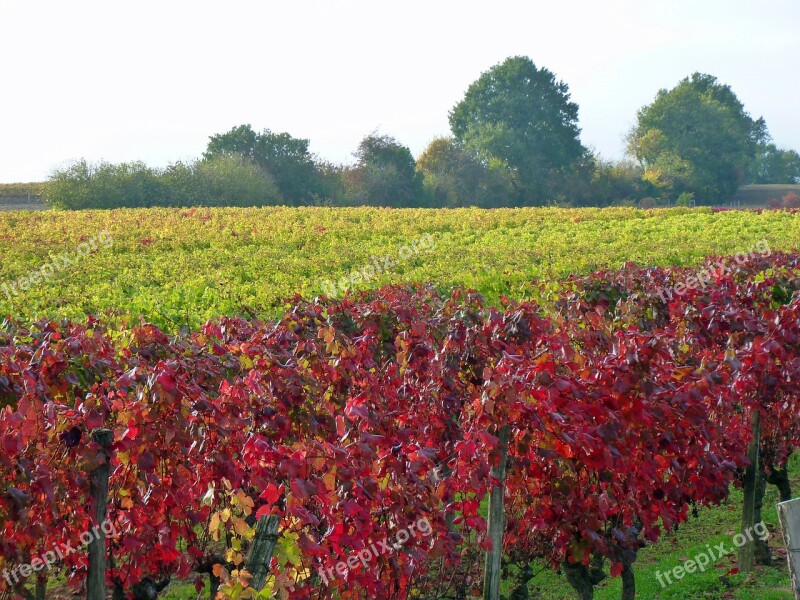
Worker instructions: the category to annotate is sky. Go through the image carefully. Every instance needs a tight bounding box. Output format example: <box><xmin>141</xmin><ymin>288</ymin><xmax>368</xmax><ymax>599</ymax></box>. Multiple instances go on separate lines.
<box><xmin>1</xmin><ymin>0</ymin><xmax>798</xmax><ymax>183</ymax></box>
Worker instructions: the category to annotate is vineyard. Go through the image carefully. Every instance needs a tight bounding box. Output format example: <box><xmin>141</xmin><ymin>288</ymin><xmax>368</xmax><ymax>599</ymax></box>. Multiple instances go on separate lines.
<box><xmin>2</xmin><ymin>206</ymin><xmax>800</xmax><ymax>329</ymax></box>
<box><xmin>0</xmin><ymin>207</ymin><xmax>800</xmax><ymax>599</ymax></box>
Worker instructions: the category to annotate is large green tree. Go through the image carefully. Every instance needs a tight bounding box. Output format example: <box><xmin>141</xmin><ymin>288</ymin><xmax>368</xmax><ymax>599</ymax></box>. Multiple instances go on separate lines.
<box><xmin>204</xmin><ymin>124</ymin><xmax>323</xmax><ymax>203</ymax></box>
<box><xmin>628</xmin><ymin>73</ymin><xmax>766</xmax><ymax>202</ymax></box>
<box><xmin>343</xmin><ymin>133</ymin><xmax>424</xmax><ymax>206</ymax></box>
<box><xmin>449</xmin><ymin>56</ymin><xmax>589</xmax><ymax>203</ymax></box>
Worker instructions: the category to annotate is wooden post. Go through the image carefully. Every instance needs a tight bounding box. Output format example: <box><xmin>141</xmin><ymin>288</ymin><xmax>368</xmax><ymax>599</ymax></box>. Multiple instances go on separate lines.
<box><xmin>483</xmin><ymin>425</ymin><xmax>510</xmax><ymax>600</ymax></box>
<box><xmin>35</xmin><ymin>573</ymin><xmax>47</xmax><ymax>600</ymax></box>
<box><xmin>739</xmin><ymin>410</ymin><xmax>761</xmax><ymax>572</ymax></box>
<box><xmin>778</xmin><ymin>499</ymin><xmax>800</xmax><ymax>600</ymax></box>
<box><xmin>87</xmin><ymin>429</ymin><xmax>114</xmax><ymax>600</ymax></box>
<box><xmin>247</xmin><ymin>515</ymin><xmax>280</xmax><ymax>591</ymax></box>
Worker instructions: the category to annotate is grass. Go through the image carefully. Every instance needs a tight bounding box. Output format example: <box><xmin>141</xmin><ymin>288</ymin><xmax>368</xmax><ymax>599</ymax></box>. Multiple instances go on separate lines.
<box><xmin>527</xmin><ymin>454</ymin><xmax>800</xmax><ymax>599</ymax></box>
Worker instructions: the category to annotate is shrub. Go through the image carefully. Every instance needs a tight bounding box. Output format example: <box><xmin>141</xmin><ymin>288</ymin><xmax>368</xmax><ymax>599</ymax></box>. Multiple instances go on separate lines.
<box><xmin>610</xmin><ymin>198</ymin><xmax>638</xmax><ymax>207</ymax></box>
<box><xmin>44</xmin><ymin>156</ymin><xmax>282</xmax><ymax>209</ymax></box>
<box><xmin>639</xmin><ymin>197</ymin><xmax>657</xmax><ymax>209</ymax></box>
<box><xmin>783</xmin><ymin>192</ymin><xmax>800</xmax><ymax>209</ymax></box>
<box><xmin>194</xmin><ymin>154</ymin><xmax>282</xmax><ymax>207</ymax></box>
<box><xmin>45</xmin><ymin>160</ymin><xmax>167</xmax><ymax>209</ymax></box>
<box><xmin>590</xmin><ymin>159</ymin><xmax>646</xmax><ymax>207</ymax></box>
<box><xmin>676</xmin><ymin>191</ymin><xmax>695</xmax><ymax>207</ymax></box>
<box><xmin>768</xmin><ymin>198</ymin><xmax>783</xmax><ymax>209</ymax></box>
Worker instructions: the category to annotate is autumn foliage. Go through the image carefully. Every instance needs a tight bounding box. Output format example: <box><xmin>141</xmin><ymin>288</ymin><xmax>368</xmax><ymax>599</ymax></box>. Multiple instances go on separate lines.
<box><xmin>1</xmin><ymin>252</ymin><xmax>799</xmax><ymax>598</ymax></box>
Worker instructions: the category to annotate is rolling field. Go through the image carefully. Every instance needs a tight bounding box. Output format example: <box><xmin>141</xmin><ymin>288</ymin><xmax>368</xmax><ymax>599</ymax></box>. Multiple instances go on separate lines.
<box><xmin>0</xmin><ymin>182</ymin><xmax>46</xmax><ymax>211</ymax></box>
<box><xmin>2</xmin><ymin>206</ymin><xmax>800</xmax><ymax>330</ymax></box>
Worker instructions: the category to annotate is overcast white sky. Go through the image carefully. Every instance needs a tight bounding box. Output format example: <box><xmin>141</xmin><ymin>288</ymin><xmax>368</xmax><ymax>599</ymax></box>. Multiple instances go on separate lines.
<box><xmin>1</xmin><ymin>0</ymin><xmax>798</xmax><ymax>182</ymax></box>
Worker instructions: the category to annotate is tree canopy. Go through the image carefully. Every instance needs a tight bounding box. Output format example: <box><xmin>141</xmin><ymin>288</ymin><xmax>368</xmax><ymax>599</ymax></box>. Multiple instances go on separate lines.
<box><xmin>342</xmin><ymin>133</ymin><xmax>424</xmax><ymax>206</ymax></box>
<box><xmin>628</xmin><ymin>73</ymin><xmax>765</xmax><ymax>202</ymax></box>
<box><xmin>750</xmin><ymin>142</ymin><xmax>800</xmax><ymax>184</ymax></box>
<box><xmin>204</xmin><ymin>124</ymin><xmax>322</xmax><ymax>203</ymax></box>
<box><xmin>449</xmin><ymin>56</ymin><xmax>589</xmax><ymax>203</ymax></box>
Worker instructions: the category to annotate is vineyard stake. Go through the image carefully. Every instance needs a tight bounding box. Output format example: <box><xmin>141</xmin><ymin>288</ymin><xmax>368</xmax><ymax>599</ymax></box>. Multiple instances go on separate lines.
<box><xmin>247</xmin><ymin>514</ymin><xmax>281</xmax><ymax>591</ymax></box>
<box><xmin>483</xmin><ymin>425</ymin><xmax>510</xmax><ymax>600</ymax></box>
<box><xmin>87</xmin><ymin>429</ymin><xmax>114</xmax><ymax>600</ymax></box>
<box><xmin>778</xmin><ymin>498</ymin><xmax>800</xmax><ymax>600</ymax></box>
<box><xmin>739</xmin><ymin>410</ymin><xmax>761</xmax><ymax>572</ymax></box>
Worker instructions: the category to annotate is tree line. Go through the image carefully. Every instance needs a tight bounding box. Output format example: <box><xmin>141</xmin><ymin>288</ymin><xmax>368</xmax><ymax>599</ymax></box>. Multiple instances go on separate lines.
<box><xmin>45</xmin><ymin>56</ymin><xmax>800</xmax><ymax>209</ymax></box>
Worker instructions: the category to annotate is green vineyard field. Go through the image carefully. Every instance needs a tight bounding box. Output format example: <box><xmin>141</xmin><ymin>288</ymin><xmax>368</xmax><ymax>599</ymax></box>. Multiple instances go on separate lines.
<box><xmin>2</xmin><ymin>206</ymin><xmax>799</xmax><ymax>329</ymax></box>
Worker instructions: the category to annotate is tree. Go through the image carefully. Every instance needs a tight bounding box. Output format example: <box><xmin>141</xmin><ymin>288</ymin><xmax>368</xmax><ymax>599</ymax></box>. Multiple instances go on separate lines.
<box><xmin>628</xmin><ymin>73</ymin><xmax>765</xmax><ymax>203</ymax></box>
<box><xmin>449</xmin><ymin>56</ymin><xmax>589</xmax><ymax>203</ymax></box>
<box><xmin>749</xmin><ymin>143</ymin><xmax>800</xmax><ymax>184</ymax></box>
<box><xmin>204</xmin><ymin>124</ymin><xmax>323</xmax><ymax>203</ymax></box>
<box><xmin>589</xmin><ymin>159</ymin><xmax>650</xmax><ymax>206</ymax></box>
<box><xmin>312</xmin><ymin>160</ymin><xmax>347</xmax><ymax>206</ymax></box>
<box><xmin>416</xmin><ymin>137</ymin><xmax>514</xmax><ymax>207</ymax></box>
<box><xmin>204</xmin><ymin>124</ymin><xmax>258</xmax><ymax>159</ymax></box>
<box><xmin>343</xmin><ymin>132</ymin><xmax>424</xmax><ymax>206</ymax></box>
